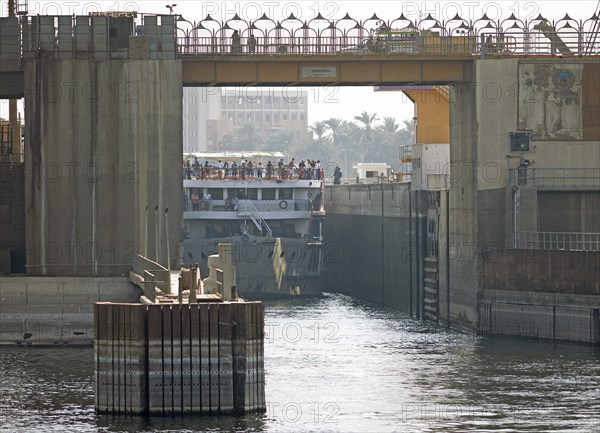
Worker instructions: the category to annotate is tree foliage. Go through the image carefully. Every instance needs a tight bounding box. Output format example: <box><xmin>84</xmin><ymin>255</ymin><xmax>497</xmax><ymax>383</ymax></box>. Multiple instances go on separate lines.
<box><xmin>216</xmin><ymin>112</ymin><xmax>416</xmax><ymax>176</ymax></box>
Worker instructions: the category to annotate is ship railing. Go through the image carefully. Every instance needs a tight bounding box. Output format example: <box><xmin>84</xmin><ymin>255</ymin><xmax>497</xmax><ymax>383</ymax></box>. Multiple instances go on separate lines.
<box><xmin>239</xmin><ymin>199</ymin><xmax>312</xmax><ymax>212</ymax></box>
<box><xmin>183</xmin><ymin>166</ymin><xmax>324</xmax><ymax>182</ymax></box>
<box><xmin>184</xmin><ymin>198</ymin><xmax>312</xmax><ymax>212</ymax></box>
<box><xmin>515</xmin><ymin>231</ymin><xmax>600</xmax><ymax>251</ymax></box>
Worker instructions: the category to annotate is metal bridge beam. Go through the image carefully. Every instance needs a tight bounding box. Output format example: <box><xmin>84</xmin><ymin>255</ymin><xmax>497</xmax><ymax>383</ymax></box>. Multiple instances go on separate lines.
<box><xmin>182</xmin><ymin>57</ymin><xmax>474</xmax><ymax>86</ymax></box>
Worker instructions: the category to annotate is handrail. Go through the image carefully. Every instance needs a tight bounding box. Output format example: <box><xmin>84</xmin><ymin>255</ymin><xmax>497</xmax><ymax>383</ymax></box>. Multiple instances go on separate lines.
<box><xmin>509</xmin><ymin>167</ymin><xmax>600</xmax><ymax>189</ymax></box>
<box><xmin>183</xmin><ymin>198</ymin><xmax>312</xmax><ymax>212</ymax></box>
<box><xmin>515</xmin><ymin>231</ymin><xmax>600</xmax><ymax>251</ymax></box>
<box><xmin>6</xmin><ymin>15</ymin><xmax>599</xmax><ymax>62</ymax></box>
<box><xmin>242</xmin><ymin>200</ymin><xmax>272</xmax><ymax>238</ymax></box>
<box><xmin>176</xmin><ymin>31</ymin><xmax>600</xmax><ymax>58</ymax></box>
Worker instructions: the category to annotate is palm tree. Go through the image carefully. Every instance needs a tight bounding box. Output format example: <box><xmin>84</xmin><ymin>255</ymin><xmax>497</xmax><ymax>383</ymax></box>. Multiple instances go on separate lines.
<box><xmin>308</xmin><ymin>121</ymin><xmax>328</xmax><ymax>143</ymax></box>
<box><xmin>380</xmin><ymin>116</ymin><xmax>399</xmax><ymax>133</ymax></box>
<box><xmin>324</xmin><ymin>118</ymin><xmax>344</xmax><ymax>144</ymax></box>
<box><xmin>398</xmin><ymin>119</ymin><xmax>416</xmax><ymax>146</ymax></box>
<box><xmin>353</xmin><ymin>111</ymin><xmax>379</xmax><ymax>161</ymax></box>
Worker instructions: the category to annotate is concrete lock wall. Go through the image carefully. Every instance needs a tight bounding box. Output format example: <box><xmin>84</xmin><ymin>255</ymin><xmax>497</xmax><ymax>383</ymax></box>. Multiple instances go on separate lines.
<box><xmin>0</xmin><ymin>276</ymin><xmax>139</xmax><ymax>345</ymax></box>
<box><xmin>323</xmin><ymin>183</ymin><xmax>426</xmax><ymax>313</ymax></box>
<box><xmin>24</xmin><ymin>59</ymin><xmax>183</xmax><ymax>276</ymax></box>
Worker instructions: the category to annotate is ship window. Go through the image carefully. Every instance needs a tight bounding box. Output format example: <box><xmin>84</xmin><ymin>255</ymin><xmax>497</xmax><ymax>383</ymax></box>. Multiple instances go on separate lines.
<box><xmin>208</xmin><ymin>188</ymin><xmax>223</xmax><ymax>200</ymax></box>
<box><xmin>236</xmin><ymin>188</ymin><xmax>247</xmax><ymax>199</ymax></box>
<box><xmin>247</xmin><ymin>189</ymin><xmax>258</xmax><ymax>200</ymax></box>
<box><xmin>262</xmin><ymin>189</ymin><xmax>276</xmax><ymax>200</ymax></box>
<box><xmin>279</xmin><ymin>188</ymin><xmax>293</xmax><ymax>200</ymax></box>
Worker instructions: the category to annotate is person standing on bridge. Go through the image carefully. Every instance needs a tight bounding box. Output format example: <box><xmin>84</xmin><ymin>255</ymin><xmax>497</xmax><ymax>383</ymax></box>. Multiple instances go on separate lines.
<box><xmin>232</xmin><ymin>30</ymin><xmax>242</xmax><ymax>54</ymax></box>
<box><xmin>248</xmin><ymin>32</ymin><xmax>257</xmax><ymax>54</ymax></box>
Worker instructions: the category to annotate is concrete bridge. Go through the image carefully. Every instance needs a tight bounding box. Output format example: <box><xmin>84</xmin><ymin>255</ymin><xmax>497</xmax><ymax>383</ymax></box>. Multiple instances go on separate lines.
<box><xmin>0</xmin><ymin>12</ymin><xmax>599</xmax><ymax>340</ymax></box>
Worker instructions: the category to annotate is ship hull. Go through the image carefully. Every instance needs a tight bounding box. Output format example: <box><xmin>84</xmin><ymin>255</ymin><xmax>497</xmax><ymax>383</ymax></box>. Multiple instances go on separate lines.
<box><xmin>183</xmin><ymin>235</ymin><xmax>324</xmax><ymax>299</ymax></box>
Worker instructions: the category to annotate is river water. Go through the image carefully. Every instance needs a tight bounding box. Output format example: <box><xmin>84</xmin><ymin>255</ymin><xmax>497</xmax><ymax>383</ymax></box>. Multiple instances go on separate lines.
<box><xmin>0</xmin><ymin>293</ymin><xmax>598</xmax><ymax>433</ymax></box>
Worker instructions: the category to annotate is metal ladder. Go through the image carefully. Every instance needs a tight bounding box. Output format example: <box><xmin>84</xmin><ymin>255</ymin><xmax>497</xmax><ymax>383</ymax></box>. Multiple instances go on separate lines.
<box><xmin>240</xmin><ymin>201</ymin><xmax>272</xmax><ymax>238</ymax></box>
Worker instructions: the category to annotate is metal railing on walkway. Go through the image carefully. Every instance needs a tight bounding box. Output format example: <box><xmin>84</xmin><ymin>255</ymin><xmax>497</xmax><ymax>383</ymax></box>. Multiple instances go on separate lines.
<box><xmin>176</xmin><ymin>31</ymin><xmax>600</xmax><ymax>58</ymax></box>
<box><xmin>509</xmin><ymin>168</ymin><xmax>600</xmax><ymax>189</ymax></box>
<box><xmin>515</xmin><ymin>231</ymin><xmax>600</xmax><ymax>251</ymax></box>
<box><xmin>184</xmin><ymin>198</ymin><xmax>312</xmax><ymax>212</ymax></box>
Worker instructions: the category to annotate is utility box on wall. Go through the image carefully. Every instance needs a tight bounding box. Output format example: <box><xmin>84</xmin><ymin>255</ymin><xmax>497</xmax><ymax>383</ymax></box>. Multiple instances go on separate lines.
<box><xmin>509</xmin><ymin>131</ymin><xmax>531</xmax><ymax>153</ymax></box>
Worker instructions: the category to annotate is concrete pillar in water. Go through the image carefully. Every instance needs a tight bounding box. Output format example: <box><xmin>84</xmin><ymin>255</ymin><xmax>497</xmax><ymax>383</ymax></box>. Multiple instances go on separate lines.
<box><xmin>94</xmin><ymin>301</ymin><xmax>265</xmax><ymax>415</ymax></box>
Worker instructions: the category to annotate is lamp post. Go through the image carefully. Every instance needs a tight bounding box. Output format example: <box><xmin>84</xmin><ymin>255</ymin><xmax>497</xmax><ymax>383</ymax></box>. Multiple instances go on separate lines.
<box><xmin>165</xmin><ymin>4</ymin><xmax>177</xmax><ymax>15</ymax></box>
<box><xmin>177</xmin><ymin>16</ymin><xmax>205</xmax><ymax>54</ymax></box>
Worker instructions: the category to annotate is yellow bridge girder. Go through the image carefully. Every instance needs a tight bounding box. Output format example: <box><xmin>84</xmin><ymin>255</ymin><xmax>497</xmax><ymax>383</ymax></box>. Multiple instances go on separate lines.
<box><xmin>181</xmin><ymin>56</ymin><xmax>474</xmax><ymax>86</ymax></box>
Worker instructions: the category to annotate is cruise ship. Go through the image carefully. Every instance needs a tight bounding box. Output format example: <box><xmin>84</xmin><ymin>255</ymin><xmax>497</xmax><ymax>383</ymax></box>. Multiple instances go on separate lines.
<box><xmin>182</xmin><ymin>152</ymin><xmax>326</xmax><ymax>299</ymax></box>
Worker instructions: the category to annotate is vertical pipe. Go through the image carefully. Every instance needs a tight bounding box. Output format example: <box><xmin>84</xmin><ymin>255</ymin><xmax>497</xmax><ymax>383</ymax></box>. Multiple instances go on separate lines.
<box><xmin>8</xmin><ymin>1</ymin><xmax>19</xmax><ymax>160</ymax></box>
<box><xmin>446</xmin><ymin>189</ymin><xmax>450</xmax><ymax>328</ymax></box>
<box><xmin>155</xmin><ymin>206</ymin><xmax>159</xmax><ymax>262</ymax></box>
<box><xmin>381</xmin><ymin>183</ymin><xmax>384</xmax><ymax>306</ymax></box>
<box><xmin>144</xmin><ymin>206</ymin><xmax>148</xmax><ymax>258</ymax></box>
<box><xmin>417</xmin><ymin>191</ymin><xmax>422</xmax><ymax>319</ymax></box>
<box><xmin>409</xmin><ymin>187</ymin><xmax>413</xmax><ymax>317</ymax></box>
<box><xmin>165</xmin><ymin>208</ymin><xmax>170</xmax><ymax>271</ymax></box>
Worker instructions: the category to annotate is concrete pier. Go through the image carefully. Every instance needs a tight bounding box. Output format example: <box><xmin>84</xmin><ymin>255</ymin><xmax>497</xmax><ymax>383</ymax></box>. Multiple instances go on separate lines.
<box><xmin>94</xmin><ymin>301</ymin><xmax>265</xmax><ymax>415</ymax></box>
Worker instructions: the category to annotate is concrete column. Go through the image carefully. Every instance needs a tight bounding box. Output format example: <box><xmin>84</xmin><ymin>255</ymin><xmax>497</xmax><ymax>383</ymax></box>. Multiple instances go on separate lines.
<box><xmin>24</xmin><ymin>59</ymin><xmax>183</xmax><ymax>276</ymax></box>
<box><xmin>447</xmin><ymin>80</ymin><xmax>480</xmax><ymax>330</ymax></box>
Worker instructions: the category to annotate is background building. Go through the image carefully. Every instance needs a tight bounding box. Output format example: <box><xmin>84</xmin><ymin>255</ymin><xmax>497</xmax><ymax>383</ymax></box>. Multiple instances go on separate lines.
<box><xmin>183</xmin><ymin>87</ymin><xmax>309</xmax><ymax>153</ymax></box>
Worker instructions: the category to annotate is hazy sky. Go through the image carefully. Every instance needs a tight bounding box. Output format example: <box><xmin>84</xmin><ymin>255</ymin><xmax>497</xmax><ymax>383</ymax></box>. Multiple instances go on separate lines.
<box><xmin>1</xmin><ymin>1</ymin><xmax>598</xmax><ymax>125</ymax></box>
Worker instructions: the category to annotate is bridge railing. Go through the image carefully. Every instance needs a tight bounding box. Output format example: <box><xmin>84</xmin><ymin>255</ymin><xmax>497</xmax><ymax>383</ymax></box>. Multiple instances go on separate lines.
<box><xmin>176</xmin><ymin>32</ymin><xmax>600</xmax><ymax>58</ymax></box>
<box><xmin>3</xmin><ymin>14</ymin><xmax>599</xmax><ymax>61</ymax></box>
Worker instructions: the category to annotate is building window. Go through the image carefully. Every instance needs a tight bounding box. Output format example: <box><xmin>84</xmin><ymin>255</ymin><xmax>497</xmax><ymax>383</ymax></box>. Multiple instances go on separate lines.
<box><xmin>300</xmin><ymin>114</ymin><xmax>305</xmax><ymax>120</ymax></box>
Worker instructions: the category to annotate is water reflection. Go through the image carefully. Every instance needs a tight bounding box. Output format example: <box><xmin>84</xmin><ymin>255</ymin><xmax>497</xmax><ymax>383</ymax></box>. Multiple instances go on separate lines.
<box><xmin>0</xmin><ymin>293</ymin><xmax>598</xmax><ymax>433</ymax></box>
